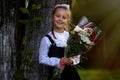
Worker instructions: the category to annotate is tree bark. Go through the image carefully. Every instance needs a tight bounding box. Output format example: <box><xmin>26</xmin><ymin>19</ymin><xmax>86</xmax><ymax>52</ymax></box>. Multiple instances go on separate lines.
<box><xmin>15</xmin><ymin>0</ymin><xmax>25</xmax><ymax>71</ymax></box>
<box><xmin>26</xmin><ymin>0</ymin><xmax>56</xmax><ymax>80</ymax></box>
<box><xmin>0</xmin><ymin>0</ymin><xmax>16</xmax><ymax>80</ymax></box>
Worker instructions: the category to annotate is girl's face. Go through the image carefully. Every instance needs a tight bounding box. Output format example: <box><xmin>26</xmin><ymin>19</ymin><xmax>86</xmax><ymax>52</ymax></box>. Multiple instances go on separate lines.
<box><xmin>52</xmin><ymin>8</ymin><xmax>68</xmax><ymax>31</ymax></box>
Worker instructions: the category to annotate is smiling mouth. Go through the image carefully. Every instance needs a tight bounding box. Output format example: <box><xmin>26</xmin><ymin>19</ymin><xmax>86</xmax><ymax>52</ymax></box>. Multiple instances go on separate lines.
<box><xmin>57</xmin><ymin>22</ymin><xmax>63</xmax><ymax>25</ymax></box>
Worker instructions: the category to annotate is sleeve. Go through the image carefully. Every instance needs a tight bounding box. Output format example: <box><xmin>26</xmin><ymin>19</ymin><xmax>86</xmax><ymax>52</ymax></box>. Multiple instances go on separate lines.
<box><xmin>71</xmin><ymin>55</ymin><xmax>81</xmax><ymax>65</ymax></box>
<box><xmin>38</xmin><ymin>37</ymin><xmax>60</xmax><ymax>67</ymax></box>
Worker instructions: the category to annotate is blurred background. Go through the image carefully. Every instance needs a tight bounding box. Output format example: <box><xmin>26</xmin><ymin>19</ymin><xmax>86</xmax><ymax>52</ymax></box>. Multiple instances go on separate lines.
<box><xmin>71</xmin><ymin>0</ymin><xmax>120</xmax><ymax>80</ymax></box>
<box><xmin>0</xmin><ymin>0</ymin><xmax>120</xmax><ymax>80</ymax></box>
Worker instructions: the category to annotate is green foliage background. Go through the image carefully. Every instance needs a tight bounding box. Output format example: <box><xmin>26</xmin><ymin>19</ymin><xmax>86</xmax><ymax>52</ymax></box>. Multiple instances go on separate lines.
<box><xmin>72</xmin><ymin>0</ymin><xmax>120</xmax><ymax>69</ymax></box>
<box><xmin>71</xmin><ymin>0</ymin><xmax>120</xmax><ymax>80</ymax></box>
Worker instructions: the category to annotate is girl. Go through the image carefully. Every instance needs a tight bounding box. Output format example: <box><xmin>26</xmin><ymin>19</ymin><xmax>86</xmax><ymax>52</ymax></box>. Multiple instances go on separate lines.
<box><xmin>39</xmin><ymin>4</ymin><xmax>81</xmax><ymax>80</ymax></box>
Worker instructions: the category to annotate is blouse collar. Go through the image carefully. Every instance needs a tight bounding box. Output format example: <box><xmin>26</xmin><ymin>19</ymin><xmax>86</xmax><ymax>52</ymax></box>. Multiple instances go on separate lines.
<box><xmin>53</xmin><ymin>30</ymin><xmax>67</xmax><ymax>47</ymax></box>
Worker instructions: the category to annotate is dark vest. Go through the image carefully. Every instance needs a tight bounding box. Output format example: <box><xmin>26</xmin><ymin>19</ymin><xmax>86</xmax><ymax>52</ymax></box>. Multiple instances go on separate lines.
<box><xmin>47</xmin><ymin>35</ymin><xmax>65</xmax><ymax>58</ymax></box>
<box><xmin>46</xmin><ymin>35</ymin><xmax>65</xmax><ymax>80</ymax></box>
<box><xmin>46</xmin><ymin>35</ymin><xmax>81</xmax><ymax>80</ymax></box>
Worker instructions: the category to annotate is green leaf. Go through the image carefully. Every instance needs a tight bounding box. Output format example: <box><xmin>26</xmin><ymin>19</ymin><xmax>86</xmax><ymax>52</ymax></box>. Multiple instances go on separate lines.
<box><xmin>18</xmin><ymin>19</ymin><xmax>30</xmax><ymax>24</ymax></box>
<box><xmin>20</xmin><ymin>7</ymin><xmax>30</xmax><ymax>15</ymax></box>
<box><xmin>23</xmin><ymin>38</ymin><xmax>29</xmax><ymax>46</ymax></box>
<box><xmin>13</xmin><ymin>70</ymin><xmax>24</xmax><ymax>80</ymax></box>
<box><xmin>32</xmin><ymin>4</ymin><xmax>41</xmax><ymax>10</ymax></box>
<box><xmin>23</xmin><ymin>49</ymin><xmax>34</xmax><ymax>56</ymax></box>
<box><xmin>32</xmin><ymin>17</ymin><xmax>42</xmax><ymax>21</ymax></box>
<box><xmin>22</xmin><ymin>58</ymin><xmax>30</xmax><ymax>65</ymax></box>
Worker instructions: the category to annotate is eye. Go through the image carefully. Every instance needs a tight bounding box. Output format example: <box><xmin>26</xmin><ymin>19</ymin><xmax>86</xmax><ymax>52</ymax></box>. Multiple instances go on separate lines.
<box><xmin>62</xmin><ymin>16</ymin><xmax>67</xmax><ymax>19</ymax></box>
<box><xmin>56</xmin><ymin>15</ymin><xmax>60</xmax><ymax>18</ymax></box>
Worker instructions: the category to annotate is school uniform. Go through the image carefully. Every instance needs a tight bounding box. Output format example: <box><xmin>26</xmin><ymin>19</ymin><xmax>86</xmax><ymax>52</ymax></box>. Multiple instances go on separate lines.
<box><xmin>39</xmin><ymin>31</ymin><xmax>81</xmax><ymax>80</ymax></box>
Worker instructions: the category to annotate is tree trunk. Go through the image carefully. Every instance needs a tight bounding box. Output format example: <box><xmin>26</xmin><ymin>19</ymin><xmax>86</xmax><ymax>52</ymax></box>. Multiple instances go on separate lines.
<box><xmin>25</xmin><ymin>0</ymin><xmax>56</xmax><ymax>80</ymax></box>
<box><xmin>15</xmin><ymin>0</ymin><xmax>25</xmax><ymax>72</ymax></box>
<box><xmin>0</xmin><ymin>0</ymin><xmax>16</xmax><ymax>80</ymax></box>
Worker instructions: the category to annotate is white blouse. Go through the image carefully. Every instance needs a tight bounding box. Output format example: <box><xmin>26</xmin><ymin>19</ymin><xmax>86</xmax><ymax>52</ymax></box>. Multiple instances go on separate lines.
<box><xmin>39</xmin><ymin>30</ymin><xmax>80</xmax><ymax>67</ymax></box>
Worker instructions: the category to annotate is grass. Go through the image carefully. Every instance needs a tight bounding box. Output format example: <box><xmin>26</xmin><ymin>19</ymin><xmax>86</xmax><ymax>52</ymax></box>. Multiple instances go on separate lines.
<box><xmin>77</xmin><ymin>68</ymin><xmax>120</xmax><ymax>80</ymax></box>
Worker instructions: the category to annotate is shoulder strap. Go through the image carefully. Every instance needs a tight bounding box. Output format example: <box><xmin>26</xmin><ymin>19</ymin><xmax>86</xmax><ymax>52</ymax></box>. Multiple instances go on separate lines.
<box><xmin>46</xmin><ymin>35</ymin><xmax>56</xmax><ymax>46</ymax></box>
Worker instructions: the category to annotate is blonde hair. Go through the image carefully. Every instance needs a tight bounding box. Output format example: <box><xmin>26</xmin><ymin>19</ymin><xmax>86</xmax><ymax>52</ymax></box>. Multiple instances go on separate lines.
<box><xmin>51</xmin><ymin>5</ymin><xmax>71</xmax><ymax>39</ymax></box>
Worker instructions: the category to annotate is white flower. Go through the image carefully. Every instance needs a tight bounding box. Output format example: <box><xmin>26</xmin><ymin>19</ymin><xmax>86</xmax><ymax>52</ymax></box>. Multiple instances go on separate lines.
<box><xmin>73</xmin><ymin>25</ymin><xmax>94</xmax><ymax>45</ymax></box>
<box><xmin>73</xmin><ymin>25</ymin><xmax>90</xmax><ymax>36</ymax></box>
<box><xmin>78</xmin><ymin>33</ymin><xmax>94</xmax><ymax>45</ymax></box>
<box><xmin>73</xmin><ymin>25</ymin><xmax>83</xmax><ymax>32</ymax></box>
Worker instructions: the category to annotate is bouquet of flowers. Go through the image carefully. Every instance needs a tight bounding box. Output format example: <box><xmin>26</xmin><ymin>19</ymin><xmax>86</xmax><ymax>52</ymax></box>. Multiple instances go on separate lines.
<box><xmin>50</xmin><ymin>16</ymin><xmax>102</xmax><ymax>80</ymax></box>
<box><xmin>65</xmin><ymin>16</ymin><xmax>102</xmax><ymax>57</ymax></box>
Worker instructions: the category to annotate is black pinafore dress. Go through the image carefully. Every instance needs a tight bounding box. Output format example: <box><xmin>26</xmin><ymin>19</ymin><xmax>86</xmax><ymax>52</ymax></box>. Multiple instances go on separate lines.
<box><xmin>46</xmin><ymin>35</ymin><xmax>81</xmax><ymax>80</ymax></box>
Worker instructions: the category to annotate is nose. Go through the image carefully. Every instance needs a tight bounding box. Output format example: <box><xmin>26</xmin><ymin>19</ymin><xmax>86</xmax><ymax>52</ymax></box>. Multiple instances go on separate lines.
<box><xmin>59</xmin><ymin>17</ymin><xmax>63</xmax><ymax>21</ymax></box>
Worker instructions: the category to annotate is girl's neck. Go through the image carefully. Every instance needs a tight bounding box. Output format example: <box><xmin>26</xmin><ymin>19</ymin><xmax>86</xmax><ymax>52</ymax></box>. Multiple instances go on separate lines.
<box><xmin>54</xmin><ymin>28</ymin><xmax>64</xmax><ymax>33</ymax></box>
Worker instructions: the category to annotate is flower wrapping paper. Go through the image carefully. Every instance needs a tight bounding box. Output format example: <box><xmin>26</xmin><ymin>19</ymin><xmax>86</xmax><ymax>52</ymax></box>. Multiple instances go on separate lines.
<box><xmin>65</xmin><ymin>16</ymin><xmax>102</xmax><ymax>57</ymax></box>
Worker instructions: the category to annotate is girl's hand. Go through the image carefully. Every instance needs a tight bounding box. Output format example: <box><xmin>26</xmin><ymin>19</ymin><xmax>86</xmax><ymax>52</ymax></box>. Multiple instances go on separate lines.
<box><xmin>68</xmin><ymin>57</ymin><xmax>73</xmax><ymax>64</ymax></box>
<box><xmin>60</xmin><ymin>57</ymin><xmax>73</xmax><ymax>65</ymax></box>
